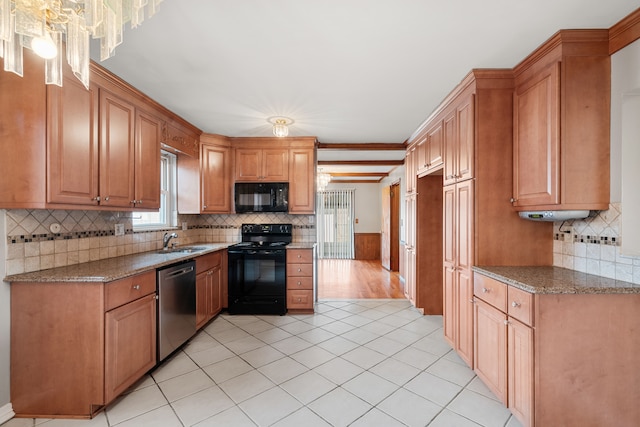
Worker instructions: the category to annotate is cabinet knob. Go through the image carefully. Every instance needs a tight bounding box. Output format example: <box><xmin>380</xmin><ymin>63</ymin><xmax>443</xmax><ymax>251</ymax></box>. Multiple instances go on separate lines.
<box><xmin>511</xmin><ymin>301</ymin><xmax>521</xmax><ymax>308</ymax></box>
<box><xmin>132</xmin><ymin>285</ymin><xmax>140</xmax><ymax>290</ymax></box>
<box><xmin>137</xmin><ymin>200</ymin><xmax>142</xmax><ymax>205</ymax></box>
<box><xmin>297</xmin><ymin>268</ymin><xmax>302</xmax><ymax>272</ymax></box>
<box><xmin>92</xmin><ymin>196</ymin><xmax>101</xmax><ymax>201</ymax></box>
<box><xmin>297</xmin><ymin>255</ymin><xmax>302</xmax><ymax>258</ymax></box>
<box><xmin>104</xmin><ymin>196</ymin><xmax>109</xmax><ymax>201</ymax></box>
<box><xmin>297</xmin><ymin>281</ymin><xmax>302</xmax><ymax>286</ymax></box>
<box><xmin>482</xmin><ymin>287</ymin><xmax>490</xmax><ymax>293</ymax></box>
<box><xmin>203</xmin><ymin>205</ymin><xmax>207</xmax><ymax>209</ymax></box>
<box><xmin>509</xmin><ymin>197</ymin><xmax>516</xmax><ymax>203</ymax></box>
<box><xmin>297</xmin><ymin>298</ymin><xmax>302</xmax><ymax>302</ymax></box>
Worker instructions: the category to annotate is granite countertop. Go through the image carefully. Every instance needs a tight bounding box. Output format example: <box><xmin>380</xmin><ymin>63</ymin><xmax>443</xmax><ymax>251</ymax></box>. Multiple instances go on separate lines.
<box><xmin>5</xmin><ymin>243</ymin><xmax>232</xmax><ymax>283</ymax></box>
<box><xmin>473</xmin><ymin>266</ymin><xmax>640</xmax><ymax>295</ymax></box>
<box><xmin>287</xmin><ymin>243</ymin><xmax>317</xmax><ymax>249</ymax></box>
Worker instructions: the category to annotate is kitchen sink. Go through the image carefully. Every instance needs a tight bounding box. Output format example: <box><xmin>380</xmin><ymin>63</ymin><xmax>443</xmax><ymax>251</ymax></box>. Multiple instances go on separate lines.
<box><xmin>156</xmin><ymin>246</ymin><xmax>207</xmax><ymax>254</ymax></box>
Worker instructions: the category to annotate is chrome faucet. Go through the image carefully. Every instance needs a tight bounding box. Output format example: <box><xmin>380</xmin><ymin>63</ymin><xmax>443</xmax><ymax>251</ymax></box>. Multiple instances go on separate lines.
<box><xmin>162</xmin><ymin>232</ymin><xmax>178</xmax><ymax>249</ymax></box>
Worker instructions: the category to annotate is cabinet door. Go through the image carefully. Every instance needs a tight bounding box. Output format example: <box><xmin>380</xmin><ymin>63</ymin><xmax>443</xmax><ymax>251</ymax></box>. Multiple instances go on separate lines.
<box><xmin>196</xmin><ymin>270</ymin><xmax>209</xmax><ymax>329</ymax></box>
<box><xmin>100</xmin><ymin>89</ymin><xmax>136</xmax><ymax>208</ymax></box>
<box><xmin>508</xmin><ymin>317</ymin><xmax>534</xmax><ymax>427</ymax></box>
<box><xmin>134</xmin><ymin>110</ymin><xmax>161</xmax><ymax>209</ymax></box>
<box><xmin>443</xmin><ymin>112</ymin><xmax>457</xmax><ymax>186</ymax></box>
<box><xmin>289</xmin><ymin>148</ymin><xmax>315</xmax><ymax>213</ymax></box>
<box><xmin>513</xmin><ymin>62</ymin><xmax>560</xmax><ymax>207</ymax></box>
<box><xmin>416</xmin><ymin>135</ymin><xmax>428</xmax><ymax>174</ymax></box>
<box><xmin>210</xmin><ymin>265</ymin><xmax>223</xmax><ymax>316</ymax></box>
<box><xmin>105</xmin><ymin>294</ymin><xmax>156</xmax><ymax>403</ymax></box>
<box><xmin>442</xmin><ymin>185</ymin><xmax>456</xmax><ymax>347</ymax></box>
<box><xmin>235</xmin><ymin>149</ymin><xmax>261</xmax><ymax>181</ymax></box>
<box><xmin>262</xmin><ymin>149</ymin><xmax>289</xmax><ymax>181</ymax></box>
<box><xmin>456</xmin><ymin>95</ymin><xmax>475</xmax><ymax>182</ymax></box>
<box><xmin>457</xmin><ymin>270</ymin><xmax>474</xmax><ymax>367</ymax></box>
<box><xmin>201</xmin><ymin>144</ymin><xmax>232</xmax><ymax>213</ymax></box>
<box><xmin>426</xmin><ymin>121</ymin><xmax>443</xmax><ymax>173</ymax></box>
<box><xmin>47</xmin><ymin>77</ymin><xmax>100</xmax><ymax>205</ymax></box>
<box><xmin>474</xmin><ymin>298</ymin><xmax>507</xmax><ymax>405</ymax></box>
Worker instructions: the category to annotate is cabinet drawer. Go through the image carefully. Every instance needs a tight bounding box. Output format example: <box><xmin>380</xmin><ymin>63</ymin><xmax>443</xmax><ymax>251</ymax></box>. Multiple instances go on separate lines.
<box><xmin>473</xmin><ymin>273</ymin><xmax>507</xmax><ymax>312</ymax></box>
<box><xmin>287</xmin><ymin>276</ymin><xmax>313</xmax><ymax>290</ymax></box>
<box><xmin>507</xmin><ymin>286</ymin><xmax>534</xmax><ymax>326</ymax></box>
<box><xmin>288</xmin><ymin>249</ymin><xmax>313</xmax><ymax>263</ymax></box>
<box><xmin>105</xmin><ymin>270</ymin><xmax>156</xmax><ymax>311</ymax></box>
<box><xmin>287</xmin><ymin>263</ymin><xmax>313</xmax><ymax>277</ymax></box>
<box><xmin>287</xmin><ymin>290</ymin><xmax>313</xmax><ymax>309</ymax></box>
<box><xmin>196</xmin><ymin>251</ymin><xmax>222</xmax><ymax>274</ymax></box>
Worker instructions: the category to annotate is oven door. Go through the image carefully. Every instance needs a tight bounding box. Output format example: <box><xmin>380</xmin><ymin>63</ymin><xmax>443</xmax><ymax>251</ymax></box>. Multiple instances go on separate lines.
<box><xmin>228</xmin><ymin>249</ymin><xmax>287</xmax><ymax>314</ymax></box>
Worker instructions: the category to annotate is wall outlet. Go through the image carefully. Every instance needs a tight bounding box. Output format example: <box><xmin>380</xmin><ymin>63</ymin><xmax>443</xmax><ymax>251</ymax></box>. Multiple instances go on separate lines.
<box><xmin>114</xmin><ymin>223</ymin><xmax>124</xmax><ymax>236</ymax></box>
<box><xmin>308</xmin><ymin>216</ymin><xmax>314</xmax><ymax>224</ymax></box>
<box><xmin>182</xmin><ymin>222</ymin><xmax>188</xmax><ymax>230</ymax></box>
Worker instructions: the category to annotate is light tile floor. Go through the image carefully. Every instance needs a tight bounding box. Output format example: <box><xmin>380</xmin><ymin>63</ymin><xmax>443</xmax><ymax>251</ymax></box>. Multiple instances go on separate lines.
<box><xmin>2</xmin><ymin>300</ymin><xmax>524</xmax><ymax>427</ymax></box>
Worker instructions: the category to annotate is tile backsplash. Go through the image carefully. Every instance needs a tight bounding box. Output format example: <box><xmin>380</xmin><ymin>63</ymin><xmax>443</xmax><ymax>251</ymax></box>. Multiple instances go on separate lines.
<box><xmin>553</xmin><ymin>203</ymin><xmax>640</xmax><ymax>283</ymax></box>
<box><xmin>3</xmin><ymin>209</ymin><xmax>316</xmax><ymax>275</ymax></box>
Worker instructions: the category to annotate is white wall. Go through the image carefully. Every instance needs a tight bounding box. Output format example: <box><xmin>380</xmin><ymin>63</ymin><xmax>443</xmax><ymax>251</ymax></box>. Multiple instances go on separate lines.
<box><xmin>324</xmin><ymin>182</ymin><xmax>382</xmax><ymax>233</ymax></box>
<box><xmin>380</xmin><ymin>166</ymin><xmax>405</xmax><ymax>241</ymax></box>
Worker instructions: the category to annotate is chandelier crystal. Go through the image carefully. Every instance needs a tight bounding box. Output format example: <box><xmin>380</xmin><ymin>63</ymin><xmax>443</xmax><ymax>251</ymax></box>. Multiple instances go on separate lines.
<box><xmin>317</xmin><ymin>169</ymin><xmax>331</xmax><ymax>192</ymax></box>
<box><xmin>272</xmin><ymin>118</ymin><xmax>289</xmax><ymax>137</ymax></box>
<box><xmin>0</xmin><ymin>0</ymin><xmax>163</xmax><ymax>89</ymax></box>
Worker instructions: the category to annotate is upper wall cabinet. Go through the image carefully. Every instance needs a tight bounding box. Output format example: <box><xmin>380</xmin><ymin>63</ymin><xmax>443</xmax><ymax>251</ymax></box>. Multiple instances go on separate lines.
<box><xmin>512</xmin><ymin>30</ymin><xmax>610</xmax><ymax>211</ymax></box>
<box><xmin>235</xmin><ymin>148</ymin><xmax>289</xmax><ymax>182</ymax></box>
<box><xmin>0</xmin><ymin>51</ymin><xmax>198</xmax><ymax>211</ymax></box>
<box><xmin>288</xmin><ymin>147</ymin><xmax>316</xmax><ymax>214</ymax></box>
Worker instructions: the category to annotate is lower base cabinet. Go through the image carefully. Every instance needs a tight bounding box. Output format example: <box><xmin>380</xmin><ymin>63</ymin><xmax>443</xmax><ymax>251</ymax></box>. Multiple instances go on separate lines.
<box><xmin>286</xmin><ymin>248</ymin><xmax>315</xmax><ymax>312</ymax></box>
<box><xmin>10</xmin><ymin>271</ymin><xmax>157</xmax><ymax>418</ymax></box>
<box><xmin>473</xmin><ymin>272</ymin><xmax>640</xmax><ymax>427</ymax></box>
<box><xmin>196</xmin><ymin>250</ymin><xmax>225</xmax><ymax>329</ymax></box>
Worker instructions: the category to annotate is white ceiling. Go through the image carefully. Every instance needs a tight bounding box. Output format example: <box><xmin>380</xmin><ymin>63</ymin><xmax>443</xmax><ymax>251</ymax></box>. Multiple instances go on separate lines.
<box><xmin>92</xmin><ymin>0</ymin><xmax>638</xmax><ymax>181</ymax></box>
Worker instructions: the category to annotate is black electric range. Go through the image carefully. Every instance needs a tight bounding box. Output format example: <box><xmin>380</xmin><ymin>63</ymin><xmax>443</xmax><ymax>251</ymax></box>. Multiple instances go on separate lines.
<box><xmin>227</xmin><ymin>224</ymin><xmax>292</xmax><ymax>315</ymax></box>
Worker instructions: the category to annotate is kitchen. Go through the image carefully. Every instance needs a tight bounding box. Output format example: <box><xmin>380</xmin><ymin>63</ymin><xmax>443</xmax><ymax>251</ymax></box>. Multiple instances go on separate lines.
<box><xmin>2</xmin><ymin>2</ymin><xmax>640</xmax><ymax>426</ymax></box>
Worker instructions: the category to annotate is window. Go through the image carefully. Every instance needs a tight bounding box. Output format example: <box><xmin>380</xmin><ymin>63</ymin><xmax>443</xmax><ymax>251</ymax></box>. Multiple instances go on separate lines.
<box><xmin>133</xmin><ymin>150</ymin><xmax>177</xmax><ymax>230</ymax></box>
<box><xmin>316</xmin><ymin>189</ymin><xmax>355</xmax><ymax>259</ymax></box>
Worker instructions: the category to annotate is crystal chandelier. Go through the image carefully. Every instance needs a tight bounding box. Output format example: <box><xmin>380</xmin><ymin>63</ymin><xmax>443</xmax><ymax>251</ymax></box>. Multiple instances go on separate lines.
<box><xmin>317</xmin><ymin>168</ymin><xmax>331</xmax><ymax>192</ymax></box>
<box><xmin>0</xmin><ymin>0</ymin><xmax>163</xmax><ymax>89</ymax></box>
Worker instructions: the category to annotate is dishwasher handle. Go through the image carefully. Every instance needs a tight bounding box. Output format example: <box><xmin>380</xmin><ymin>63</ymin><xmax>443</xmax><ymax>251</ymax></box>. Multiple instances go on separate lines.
<box><xmin>162</xmin><ymin>265</ymin><xmax>194</xmax><ymax>279</ymax></box>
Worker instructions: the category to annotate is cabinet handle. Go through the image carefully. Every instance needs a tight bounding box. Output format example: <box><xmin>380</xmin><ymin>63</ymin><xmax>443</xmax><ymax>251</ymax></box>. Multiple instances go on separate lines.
<box><xmin>104</xmin><ymin>196</ymin><xmax>109</xmax><ymax>201</ymax></box>
<box><xmin>297</xmin><ymin>298</ymin><xmax>302</xmax><ymax>302</ymax></box>
<box><xmin>132</xmin><ymin>285</ymin><xmax>140</xmax><ymax>290</ymax></box>
<box><xmin>446</xmin><ymin>175</ymin><xmax>454</xmax><ymax>179</ymax></box>
<box><xmin>297</xmin><ymin>268</ymin><xmax>302</xmax><ymax>272</ymax></box>
<box><xmin>511</xmin><ymin>301</ymin><xmax>521</xmax><ymax>308</ymax></box>
<box><xmin>137</xmin><ymin>200</ymin><xmax>142</xmax><ymax>205</ymax></box>
<box><xmin>203</xmin><ymin>205</ymin><xmax>207</xmax><ymax>209</ymax></box>
<box><xmin>482</xmin><ymin>287</ymin><xmax>490</xmax><ymax>293</ymax></box>
<box><xmin>510</xmin><ymin>197</ymin><xmax>516</xmax><ymax>203</ymax></box>
<box><xmin>297</xmin><ymin>281</ymin><xmax>302</xmax><ymax>286</ymax></box>
<box><xmin>92</xmin><ymin>196</ymin><xmax>101</xmax><ymax>202</ymax></box>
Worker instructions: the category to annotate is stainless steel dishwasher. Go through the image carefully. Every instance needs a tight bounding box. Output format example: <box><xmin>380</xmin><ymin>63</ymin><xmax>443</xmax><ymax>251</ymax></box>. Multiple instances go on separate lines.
<box><xmin>157</xmin><ymin>260</ymin><xmax>196</xmax><ymax>361</ymax></box>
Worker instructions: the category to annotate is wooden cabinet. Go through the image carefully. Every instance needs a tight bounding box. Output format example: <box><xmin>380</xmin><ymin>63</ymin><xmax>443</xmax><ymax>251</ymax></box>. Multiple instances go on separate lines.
<box><xmin>414</xmin><ymin>120</ymin><xmax>444</xmax><ymax>176</ymax></box>
<box><xmin>512</xmin><ymin>30</ymin><xmax>610</xmax><ymax>211</ymax></box>
<box><xmin>10</xmin><ymin>270</ymin><xmax>157</xmax><ymax>418</ymax></box>
<box><xmin>473</xmin><ymin>273</ymin><xmax>531</xmax><ymax>425</ymax></box>
<box><xmin>105</xmin><ymin>293</ymin><xmax>157</xmax><ymax>403</ymax></box>
<box><xmin>443</xmin><ymin>96</ymin><xmax>474</xmax><ymax>186</ymax></box>
<box><xmin>235</xmin><ymin>148</ymin><xmax>289</xmax><ymax>181</ymax></box>
<box><xmin>442</xmin><ymin>181</ymin><xmax>474</xmax><ymax>366</ymax></box>
<box><xmin>201</xmin><ymin>137</ymin><xmax>232</xmax><ymax>213</ymax></box>
<box><xmin>289</xmin><ymin>147</ymin><xmax>316</xmax><ymax>213</ymax></box>
<box><xmin>196</xmin><ymin>251</ymin><xmax>225</xmax><ymax>329</ymax></box>
<box><xmin>0</xmin><ymin>53</ymin><xmax>194</xmax><ymax>211</ymax></box>
<box><xmin>287</xmin><ymin>248</ymin><xmax>315</xmax><ymax>312</ymax></box>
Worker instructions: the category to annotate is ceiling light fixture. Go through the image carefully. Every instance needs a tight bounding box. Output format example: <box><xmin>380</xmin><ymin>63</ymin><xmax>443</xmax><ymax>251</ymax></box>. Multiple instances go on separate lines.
<box><xmin>268</xmin><ymin>116</ymin><xmax>293</xmax><ymax>138</ymax></box>
<box><xmin>317</xmin><ymin>168</ymin><xmax>331</xmax><ymax>192</ymax></box>
<box><xmin>0</xmin><ymin>0</ymin><xmax>163</xmax><ymax>89</ymax></box>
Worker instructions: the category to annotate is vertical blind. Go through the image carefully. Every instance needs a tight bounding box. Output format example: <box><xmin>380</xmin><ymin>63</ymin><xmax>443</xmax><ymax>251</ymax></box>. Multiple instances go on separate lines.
<box><xmin>316</xmin><ymin>189</ymin><xmax>355</xmax><ymax>259</ymax></box>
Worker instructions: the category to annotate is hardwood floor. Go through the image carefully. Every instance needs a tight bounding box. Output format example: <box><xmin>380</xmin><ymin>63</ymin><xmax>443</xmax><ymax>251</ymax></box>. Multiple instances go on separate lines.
<box><xmin>317</xmin><ymin>259</ymin><xmax>405</xmax><ymax>299</ymax></box>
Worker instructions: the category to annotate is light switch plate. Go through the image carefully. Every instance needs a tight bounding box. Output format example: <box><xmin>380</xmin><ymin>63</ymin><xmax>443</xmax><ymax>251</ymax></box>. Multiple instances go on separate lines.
<box><xmin>114</xmin><ymin>224</ymin><xmax>124</xmax><ymax>236</ymax></box>
<box><xmin>182</xmin><ymin>222</ymin><xmax>188</xmax><ymax>230</ymax></box>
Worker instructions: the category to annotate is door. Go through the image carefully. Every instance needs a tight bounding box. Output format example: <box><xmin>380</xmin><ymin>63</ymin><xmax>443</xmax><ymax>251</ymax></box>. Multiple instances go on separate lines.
<box><xmin>201</xmin><ymin>143</ymin><xmax>231</xmax><ymax>213</ymax></box>
<box><xmin>381</xmin><ymin>185</ymin><xmax>391</xmax><ymax>270</ymax></box>
<box><xmin>134</xmin><ymin>109</ymin><xmax>161</xmax><ymax>209</ymax></box>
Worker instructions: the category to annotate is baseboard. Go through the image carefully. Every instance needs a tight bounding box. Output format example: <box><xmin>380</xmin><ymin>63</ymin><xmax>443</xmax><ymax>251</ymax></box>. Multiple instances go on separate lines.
<box><xmin>0</xmin><ymin>402</ymin><xmax>15</xmax><ymax>424</ymax></box>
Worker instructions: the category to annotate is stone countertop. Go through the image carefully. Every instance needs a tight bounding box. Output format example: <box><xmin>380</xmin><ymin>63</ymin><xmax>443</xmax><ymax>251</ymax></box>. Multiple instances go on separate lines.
<box><xmin>473</xmin><ymin>266</ymin><xmax>640</xmax><ymax>295</ymax></box>
<box><xmin>287</xmin><ymin>243</ymin><xmax>317</xmax><ymax>249</ymax></box>
<box><xmin>5</xmin><ymin>243</ymin><xmax>232</xmax><ymax>283</ymax></box>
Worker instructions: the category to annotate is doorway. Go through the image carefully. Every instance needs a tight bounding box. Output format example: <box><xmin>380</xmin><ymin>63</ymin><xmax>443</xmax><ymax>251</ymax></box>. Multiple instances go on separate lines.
<box><xmin>381</xmin><ymin>182</ymin><xmax>400</xmax><ymax>271</ymax></box>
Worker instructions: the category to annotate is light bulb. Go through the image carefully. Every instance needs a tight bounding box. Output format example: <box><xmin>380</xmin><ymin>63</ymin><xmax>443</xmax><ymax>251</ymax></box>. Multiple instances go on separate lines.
<box><xmin>31</xmin><ymin>33</ymin><xmax>58</xmax><ymax>60</ymax></box>
<box><xmin>273</xmin><ymin>119</ymin><xmax>289</xmax><ymax>137</ymax></box>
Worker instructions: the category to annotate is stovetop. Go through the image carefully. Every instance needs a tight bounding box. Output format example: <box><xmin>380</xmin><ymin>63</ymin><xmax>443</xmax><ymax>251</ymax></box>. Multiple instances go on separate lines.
<box><xmin>230</xmin><ymin>223</ymin><xmax>293</xmax><ymax>250</ymax></box>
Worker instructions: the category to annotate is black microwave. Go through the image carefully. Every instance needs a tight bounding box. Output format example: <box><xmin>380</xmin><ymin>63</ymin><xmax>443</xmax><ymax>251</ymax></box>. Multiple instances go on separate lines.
<box><xmin>234</xmin><ymin>182</ymin><xmax>289</xmax><ymax>213</ymax></box>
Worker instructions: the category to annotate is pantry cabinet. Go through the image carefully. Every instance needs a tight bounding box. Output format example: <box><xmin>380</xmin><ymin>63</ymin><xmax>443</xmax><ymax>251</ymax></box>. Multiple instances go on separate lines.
<box><xmin>415</xmin><ymin>121</ymin><xmax>443</xmax><ymax>176</ymax></box>
<box><xmin>443</xmin><ymin>96</ymin><xmax>474</xmax><ymax>186</ymax></box>
<box><xmin>201</xmin><ymin>136</ymin><xmax>233</xmax><ymax>213</ymax></box>
<box><xmin>10</xmin><ymin>270</ymin><xmax>157</xmax><ymax>418</ymax></box>
<box><xmin>512</xmin><ymin>30</ymin><xmax>610</xmax><ymax>211</ymax></box>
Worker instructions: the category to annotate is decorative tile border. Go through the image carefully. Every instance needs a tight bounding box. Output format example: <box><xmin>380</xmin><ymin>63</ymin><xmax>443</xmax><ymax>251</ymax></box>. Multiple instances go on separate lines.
<box><xmin>554</xmin><ymin>233</ymin><xmax>620</xmax><ymax>246</ymax></box>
